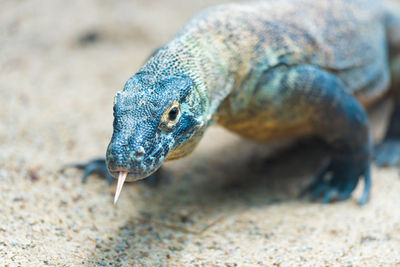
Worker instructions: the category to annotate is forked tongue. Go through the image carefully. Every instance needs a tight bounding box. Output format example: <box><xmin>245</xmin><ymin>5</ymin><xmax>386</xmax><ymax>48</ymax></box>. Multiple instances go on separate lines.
<box><xmin>114</xmin><ymin>171</ymin><xmax>128</xmax><ymax>205</ymax></box>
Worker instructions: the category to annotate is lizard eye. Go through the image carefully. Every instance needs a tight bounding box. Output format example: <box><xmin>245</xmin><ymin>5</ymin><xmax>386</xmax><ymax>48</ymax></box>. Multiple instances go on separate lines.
<box><xmin>161</xmin><ymin>101</ymin><xmax>181</xmax><ymax>129</ymax></box>
<box><xmin>168</xmin><ymin>107</ymin><xmax>179</xmax><ymax>121</ymax></box>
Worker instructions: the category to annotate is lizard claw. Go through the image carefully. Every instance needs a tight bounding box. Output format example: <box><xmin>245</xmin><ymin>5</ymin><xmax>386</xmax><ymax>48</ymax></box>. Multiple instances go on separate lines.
<box><xmin>300</xmin><ymin>158</ymin><xmax>371</xmax><ymax>205</ymax></box>
<box><xmin>70</xmin><ymin>158</ymin><xmax>114</xmax><ymax>184</ymax></box>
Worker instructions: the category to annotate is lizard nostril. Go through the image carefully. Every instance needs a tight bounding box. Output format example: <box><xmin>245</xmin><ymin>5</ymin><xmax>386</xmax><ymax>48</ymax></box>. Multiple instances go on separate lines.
<box><xmin>134</xmin><ymin>146</ymin><xmax>145</xmax><ymax>158</ymax></box>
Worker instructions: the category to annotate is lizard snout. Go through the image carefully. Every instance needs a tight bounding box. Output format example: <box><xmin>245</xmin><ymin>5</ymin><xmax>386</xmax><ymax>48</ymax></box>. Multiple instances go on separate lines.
<box><xmin>106</xmin><ymin>139</ymin><xmax>162</xmax><ymax>181</ymax></box>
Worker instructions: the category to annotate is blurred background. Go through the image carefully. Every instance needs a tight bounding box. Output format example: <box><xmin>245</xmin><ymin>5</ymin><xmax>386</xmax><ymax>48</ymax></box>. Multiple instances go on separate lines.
<box><xmin>1</xmin><ymin>0</ymin><xmax>400</xmax><ymax>265</ymax></box>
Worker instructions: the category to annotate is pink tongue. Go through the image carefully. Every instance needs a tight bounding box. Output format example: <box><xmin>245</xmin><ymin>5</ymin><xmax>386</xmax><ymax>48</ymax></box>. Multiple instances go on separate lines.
<box><xmin>114</xmin><ymin>171</ymin><xmax>128</xmax><ymax>205</ymax></box>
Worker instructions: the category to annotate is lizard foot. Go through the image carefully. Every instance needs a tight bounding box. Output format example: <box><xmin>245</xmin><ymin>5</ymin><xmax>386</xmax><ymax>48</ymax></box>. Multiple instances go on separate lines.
<box><xmin>71</xmin><ymin>158</ymin><xmax>164</xmax><ymax>187</ymax></box>
<box><xmin>299</xmin><ymin>158</ymin><xmax>371</xmax><ymax>205</ymax></box>
<box><xmin>375</xmin><ymin>140</ymin><xmax>400</xmax><ymax>167</ymax></box>
<box><xmin>72</xmin><ymin>158</ymin><xmax>114</xmax><ymax>184</ymax></box>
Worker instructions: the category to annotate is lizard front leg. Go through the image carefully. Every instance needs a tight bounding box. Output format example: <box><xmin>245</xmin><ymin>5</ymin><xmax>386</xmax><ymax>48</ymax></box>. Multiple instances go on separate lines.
<box><xmin>375</xmin><ymin>103</ymin><xmax>400</xmax><ymax>167</ymax></box>
<box><xmin>375</xmin><ymin>57</ymin><xmax>400</xmax><ymax>167</ymax></box>
<box><xmin>255</xmin><ymin>65</ymin><xmax>372</xmax><ymax>204</ymax></box>
<box><xmin>375</xmin><ymin>13</ymin><xmax>400</xmax><ymax>167</ymax></box>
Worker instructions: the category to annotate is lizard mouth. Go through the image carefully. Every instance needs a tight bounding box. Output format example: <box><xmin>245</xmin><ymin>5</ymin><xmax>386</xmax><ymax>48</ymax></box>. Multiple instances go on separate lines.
<box><xmin>111</xmin><ymin>164</ymin><xmax>162</xmax><ymax>204</ymax></box>
<box><xmin>108</xmin><ymin>146</ymin><xmax>166</xmax><ymax>182</ymax></box>
<box><xmin>110</xmin><ymin>166</ymin><xmax>160</xmax><ymax>182</ymax></box>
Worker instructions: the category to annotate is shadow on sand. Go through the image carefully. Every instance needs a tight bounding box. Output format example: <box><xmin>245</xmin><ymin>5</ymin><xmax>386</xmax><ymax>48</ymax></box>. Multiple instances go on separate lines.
<box><xmin>90</xmin><ymin>137</ymin><xmax>330</xmax><ymax>265</ymax></box>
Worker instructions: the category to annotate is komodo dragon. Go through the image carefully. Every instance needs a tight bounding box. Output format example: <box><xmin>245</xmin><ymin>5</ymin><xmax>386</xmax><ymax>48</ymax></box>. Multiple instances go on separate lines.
<box><xmin>78</xmin><ymin>0</ymin><xmax>400</xmax><ymax>205</ymax></box>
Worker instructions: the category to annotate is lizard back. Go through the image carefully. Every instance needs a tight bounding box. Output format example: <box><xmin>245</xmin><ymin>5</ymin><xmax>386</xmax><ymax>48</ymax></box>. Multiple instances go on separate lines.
<box><xmin>143</xmin><ymin>0</ymin><xmax>398</xmax><ymax>141</ymax></box>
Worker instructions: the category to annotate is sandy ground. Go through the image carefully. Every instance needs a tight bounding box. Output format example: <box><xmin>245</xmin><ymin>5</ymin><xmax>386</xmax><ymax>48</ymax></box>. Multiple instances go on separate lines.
<box><xmin>2</xmin><ymin>0</ymin><xmax>400</xmax><ymax>266</ymax></box>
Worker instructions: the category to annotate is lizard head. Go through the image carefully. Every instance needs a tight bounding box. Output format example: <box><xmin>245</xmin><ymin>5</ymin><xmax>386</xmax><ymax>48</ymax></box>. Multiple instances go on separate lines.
<box><xmin>106</xmin><ymin>71</ymin><xmax>207</xmax><ymax>184</ymax></box>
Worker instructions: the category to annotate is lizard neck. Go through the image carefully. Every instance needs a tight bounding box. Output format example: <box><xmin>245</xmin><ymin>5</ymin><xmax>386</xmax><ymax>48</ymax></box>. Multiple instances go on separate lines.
<box><xmin>141</xmin><ymin>35</ymin><xmax>237</xmax><ymax>126</ymax></box>
<box><xmin>169</xmin><ymin>33</ymin><xmax>238</xmax><ymax>124</ymax></box>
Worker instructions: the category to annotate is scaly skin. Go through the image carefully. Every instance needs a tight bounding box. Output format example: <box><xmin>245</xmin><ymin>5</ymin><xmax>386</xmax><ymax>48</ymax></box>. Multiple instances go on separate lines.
<box><xmin>81</xmin><ymin>0</ymin><xmax>400</xmax><ymax>204</ymax></box>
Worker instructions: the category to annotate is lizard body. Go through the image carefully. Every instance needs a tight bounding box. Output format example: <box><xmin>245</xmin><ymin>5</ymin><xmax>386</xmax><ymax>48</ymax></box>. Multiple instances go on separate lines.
<box><xmin>84</xmin><ymin>0</ymin><xmax>400</xmax><ymax>204</ymax></box>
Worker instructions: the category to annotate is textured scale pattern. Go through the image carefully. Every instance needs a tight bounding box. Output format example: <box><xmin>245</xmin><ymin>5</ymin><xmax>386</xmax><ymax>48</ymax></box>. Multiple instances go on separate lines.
<box><xmin>80</xmin><ymin>0</ymin><xmax>400</xmax><ymax>204</ymax></box>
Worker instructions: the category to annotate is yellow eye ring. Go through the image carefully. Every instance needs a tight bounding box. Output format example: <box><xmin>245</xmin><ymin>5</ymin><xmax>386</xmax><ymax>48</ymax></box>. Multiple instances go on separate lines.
<box><xmin>161</xmin><ymin>101</ymin><xmax>181</xmax><ymax>129</ymax></box>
